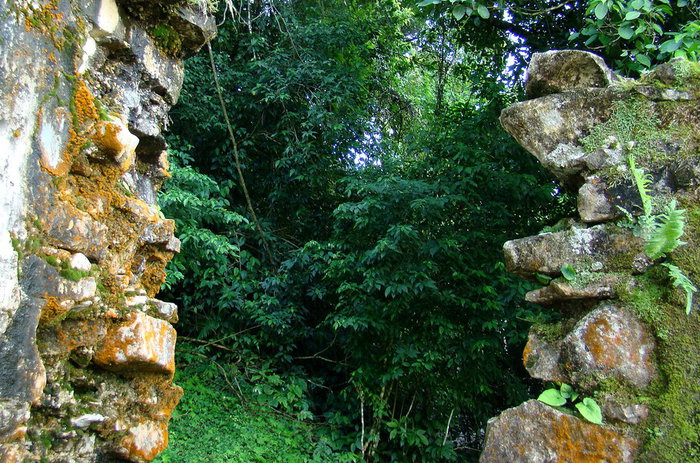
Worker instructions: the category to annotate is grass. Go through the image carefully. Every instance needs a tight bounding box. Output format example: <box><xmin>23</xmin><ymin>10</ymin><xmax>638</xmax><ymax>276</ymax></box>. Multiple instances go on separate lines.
<box><xmin>154</xmin><ymin>348</ymin><xmax>357</xmax><ymax>463</ymax></box>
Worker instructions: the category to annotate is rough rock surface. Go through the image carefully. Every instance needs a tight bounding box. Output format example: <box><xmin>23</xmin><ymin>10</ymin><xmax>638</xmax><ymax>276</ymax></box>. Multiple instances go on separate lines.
<box><xmin>480</xmin><ymin>400</ymin><xmax>639</xmax><ymax>463</ymax></box>
<box><xmin>482</xmin><ymin>51</ymin><xmax>700</xmax><ymax>461</ymax></box>
<box><xmin>0</xmin><ymin>0</ymin><xmax>214</xmax><ymax>461</ymax></box>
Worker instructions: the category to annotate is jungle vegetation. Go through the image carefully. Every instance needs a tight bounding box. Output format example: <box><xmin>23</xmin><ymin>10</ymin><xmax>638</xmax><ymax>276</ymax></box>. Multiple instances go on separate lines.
<box><xmin>154</xmin><ymin>0</ymin><xmax>699</xmax><ymax>461</ymax></box>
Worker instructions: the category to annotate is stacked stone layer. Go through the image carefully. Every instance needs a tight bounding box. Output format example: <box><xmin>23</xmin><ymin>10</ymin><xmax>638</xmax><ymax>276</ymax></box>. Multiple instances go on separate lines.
<box><xmin>481</xmin><ymin>51</ymin><xmax>700</xmax><ymax>462</ymax></box>
<box><xmin>0</xmin><ymin>1</ymin><xmax>214</xmax><ymax>461</ymax></box>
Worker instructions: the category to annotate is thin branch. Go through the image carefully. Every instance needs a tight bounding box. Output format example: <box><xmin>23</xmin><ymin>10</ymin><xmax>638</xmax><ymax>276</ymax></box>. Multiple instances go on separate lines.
<box><xmin>207</xmin><ymin>42</ymin><xmax>277</xmax><ymax>267</ymax></box>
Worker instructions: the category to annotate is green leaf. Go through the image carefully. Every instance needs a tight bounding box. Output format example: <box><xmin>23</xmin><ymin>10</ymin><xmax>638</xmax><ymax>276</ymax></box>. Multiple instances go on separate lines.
<box><xmin>636</xmin><ymin>53</ymin><xmax>651</xmax><ymax>67</ymax></box>
<box><xmin>618</xmin><ymin>26</ymin><xmax>635</xmax><ymax>40</ymax></box>
<box><xmin>645</xmin><ymin>199</ymin><xmax>687</xmax><ymax>259</ymax></box>
<box><xmin>576</xmin><ymin>397</ymin><xmax>603</xmax><ymax>424</ymax></box>
<box><xmin>561</xmin><ymin>264</ymin><xmax>577</xmax><ymax>281</ymax></box>
<box><xmin>535</xmin><ymin>273</ymin><xmax>553</xmax><ymax>285</ymax></box>
<box><xmin>477</xmin><ymin>5</ymin><xmax>490</xmax><ymax>18</ymax></box>
<box><xmin>560</xmin><ymin>383</ymin><xmax>574</xmax><ymax>399</ymax></box>
<box><xmin>538</xmin><ymin>388</ymin><xmax>567</xmax><ymax>407</ymax></box>
<box><xmin>625</xmin><ymin>10</ymin><xmax>641</xmax><ymax>20</ymax></box>
<box><xmin>453</xmin><ymin>4</ymin><xmax>467</xmax><ymax>20</ymax></box>
<box><xmin>660</xmin><ymin>39</ymin><xmax>682</xmax><ymax>53</ymax></box>
<box><xmin>595</xmin><ymin>2</ymin><xmax>609</xmax><ymax>19</ymax></box>
<box><xmin>417</xmin><ymin>0</ymin><xmax>439</xmax><ymax>6</ymax></box>
<box><xmin>662</xmin><ymin>263</ymin><xmax>697</xmax><ymax>314</ymax></box>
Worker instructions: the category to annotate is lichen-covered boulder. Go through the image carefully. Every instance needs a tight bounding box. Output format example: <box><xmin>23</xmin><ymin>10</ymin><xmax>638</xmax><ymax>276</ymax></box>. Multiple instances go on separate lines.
<box><xmin>480</xmin><ymin>400</ymin><xmax>639</xmax><ymax>463</ymax></box>
<box><xmin>503</xmin><ymin>224</ymin><xmax>650</xmax><ymax>278</ymax></box>
<box><xmin>525</xmin><ymin>50</ymin><xmax>616</xmax><ymax>99</ymax></box>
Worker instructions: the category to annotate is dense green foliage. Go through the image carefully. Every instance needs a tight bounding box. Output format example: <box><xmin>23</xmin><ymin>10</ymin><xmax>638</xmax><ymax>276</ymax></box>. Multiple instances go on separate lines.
<box><xmin>157</xmin><ymin>0</ymin><xmax>696</xmax><ymax>460</ymax></box>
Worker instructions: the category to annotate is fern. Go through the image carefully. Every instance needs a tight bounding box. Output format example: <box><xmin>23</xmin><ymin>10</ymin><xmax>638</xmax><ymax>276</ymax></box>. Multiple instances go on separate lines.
<box><xmin>645</xmin><ymin>199</ymin><xmax>687</xmax><ymax>260</ymax></box>
<box><xmin>662</xmin><ymin>263</ymin><xmax>697</xmax><ymax>314</ymax></box>
<box><xmin>629</xmin><ymin>154</ymin><xmax>654</xmax><ymax>217</ymax></box>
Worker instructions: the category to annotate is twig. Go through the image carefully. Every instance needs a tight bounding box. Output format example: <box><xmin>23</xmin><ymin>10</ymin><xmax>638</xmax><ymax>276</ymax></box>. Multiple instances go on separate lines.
<box><xmin>442</xmin><ymin>408</ymin><xmax>454</xmax><ymax>446</ymax></box>
<box><xmin>207</xmin><ymin>42</ymin><xmax>277</xmax><ymax>267</ymax></box>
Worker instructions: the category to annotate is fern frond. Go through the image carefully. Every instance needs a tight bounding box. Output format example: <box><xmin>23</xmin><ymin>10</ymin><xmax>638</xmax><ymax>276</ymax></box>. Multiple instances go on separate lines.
<box><xmin>645</xmin><ymin>199</ymin><xmax>687</xmax><ymax>260</ymax></box>
<box><xmin>662</xmin><ymin>263</ymin><xmax>697</xmax><ymax>314</ymax></box>
<box><xmin>628</xmin><ymin>154</ymin><xmax>653</xmax><ymax>217</ymax></box>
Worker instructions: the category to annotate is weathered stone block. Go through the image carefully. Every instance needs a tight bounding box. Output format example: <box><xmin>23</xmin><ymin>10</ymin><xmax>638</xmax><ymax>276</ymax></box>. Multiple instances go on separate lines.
<box><xmin>480</xmin><ymin>400</ymin><xmax>639</xmax><ymax>462</ymax></box>
<box><xmin>504</xmin><ymin>224</ymin><xmax>649</xmax><ymax>278</ymax></box>
<box><xmin>562</xmin><ymin>304</ymin><xmax>656</xmax><ymax>389</ymax></box>
<box><xmin>93</xmin><ymin>312</ymin><xmax>176</xmax><ymax>375</ymax></box>
<box><xmin>525</xmin><ymin>50</ymin><xmax>616</xmax><ymax>99</ymax></box>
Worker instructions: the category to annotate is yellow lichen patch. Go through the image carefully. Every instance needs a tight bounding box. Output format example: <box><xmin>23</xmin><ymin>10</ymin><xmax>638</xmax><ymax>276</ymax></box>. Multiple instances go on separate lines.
<box><xmin>548</xmin><ymin>411</ymin><xmax>638</xmax><ymax>462</ymax></box>
<box><xmin>140</xmin><ymin>254</ymin><xmax>171</xmax><ymax>298</ymax></box>
<box><xmin>21</xmin><ymin>0</ymin><xmax>67</xmax><ymax>50</ymax></box>
<box><xmin>120</xmin><ymin>420</ymin><xmax>170</xmax><ymax>462</ymax></box>
<box><xmin>522</xmin><ymin>338</ymin><xmax>534</xmax><ymax>369</ymax></box>
<box><xmin>56</xmin><ymin>319</ymin><xmax>108</xmax><ymax>353</ymax></box>
<box><xmin>40</xmin><ymin>296</ymin><xmax>68</xmax><ymax>326</ymax></box>
<box><xmin>62</xmin><ymin>78</ymin><xmax>99</xmax><ymax>170</ymax></box>
<box><xmin>93</xmin><ymin>312</ymin><xmax>176</xmax><ymax>376</ymax></box>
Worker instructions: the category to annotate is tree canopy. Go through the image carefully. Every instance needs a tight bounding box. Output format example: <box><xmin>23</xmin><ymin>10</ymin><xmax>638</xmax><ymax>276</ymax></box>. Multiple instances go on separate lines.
<box><xmin>156</xmin><ymin>0</ymin><xmax>698</xmax><ymax>460</ymax></box>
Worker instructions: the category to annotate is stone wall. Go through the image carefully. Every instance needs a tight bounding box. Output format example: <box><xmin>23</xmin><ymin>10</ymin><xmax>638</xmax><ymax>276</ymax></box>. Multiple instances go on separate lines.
<box><xmin>0</xmin><ymin>1</ymin><xmax>214</xmax><ymax>461</ymax></box>
<box><xmin>481</xmin><ymin>51</ymin><xmax>700</xmax><ymax>462</ymax></box>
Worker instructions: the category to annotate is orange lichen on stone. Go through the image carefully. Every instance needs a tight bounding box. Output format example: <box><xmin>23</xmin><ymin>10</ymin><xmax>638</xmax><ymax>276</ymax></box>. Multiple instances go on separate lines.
<box><xmin>120</xmin><ymin>420</ymin><xmax>170</xmax><ymax>462</ymax></box>
<box><xmin>56</xmin><ymin>319</ymin><xmax>108</xmax><ymax>352</ymax></box>
<box><xmin>93</xmin><ymin>312</ymin><xmax>176</xmax><ymax>376</ymax></box>
<box><xmin>582</xmin><ymin>316</ymin><xmax>620</xmax><ymax>369</ymax></box>
<box><xmin>22</xmin><ymin>0</ymin><xmax>67</xmax><ymax>50</ymax></box>
<box><xmin>481</xmin><ymin>400</ymin><xmax>639</xmax><ymax>462</ymax></box>
<box><xmin>60</xmin><ymin>78</ymin><xmax>99</xmax><ymax>170</ymax></box>
<box><xmin>522</xmin><ymin>338</ymin><xmax>533</xmax><ymax>368</ymax></box>
<box><xmin>140</xmin><ymin>260</ymin><xmax>169</xmax><ymax>298</ymax></box>
<box><xmin>40</xmin><ymin>296</ymin><xmax>68</xmax><ymax>325</ymax></box>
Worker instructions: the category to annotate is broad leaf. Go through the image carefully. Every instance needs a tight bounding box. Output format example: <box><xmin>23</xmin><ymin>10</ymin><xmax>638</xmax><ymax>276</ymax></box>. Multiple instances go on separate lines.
<box><xmin>561</xmin><ymin>264</ymin><xmax>577</xmax><ymax>281</ymax></box>
<box><xmin>538</xmin><ymin>388</ymin><xmax>567</xmax><ymax>407</ymax></box>
<box><xmin>618</xmin><ymin>26</ymin><xmax>635</xmax><ymax>40</ymax></box>
<box><xmin>576</xmin><ymin>397</ymin><xmax>603</xmax><ymax>424</ymax></box>
<box><xmin>594</xmin><ymin>2</ymin><xmax>609</xmax><ymax>20</ymax></box>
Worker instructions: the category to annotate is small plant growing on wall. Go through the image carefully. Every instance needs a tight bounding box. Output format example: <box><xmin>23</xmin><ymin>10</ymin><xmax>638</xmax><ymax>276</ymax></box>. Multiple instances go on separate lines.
<box><xmin>538</xmin><ymin>383</ymin><xmax>603</xmax><ymax>425</ymax></box>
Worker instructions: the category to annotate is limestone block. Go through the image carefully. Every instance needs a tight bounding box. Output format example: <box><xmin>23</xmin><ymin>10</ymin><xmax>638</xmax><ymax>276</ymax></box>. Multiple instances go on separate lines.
<box><xmin>23</xmin><ymin>256</ymin><xmax>96</xmax><ymax>302</ymax></box>
<box><xmin>500</xmin><ymin>89</ymin><xmax>619</xmax><ymax>187</ymax></box>
<box><xmin>172</xmin><ymin>5</ymin><xmax>217</xmax><ymax>56</ymax></box>
<box><xmin>503</xmin><ymin>224</ymin><xmax>650</xmax><ymax>278</ymax></box>
<box><xmin>525</xmin><ymin>50</ymin><xmax>616</xmax><ymax>99</ymax></box>
<box><xmin>599</xmin><ymin>394</ymin><xmax>649</xmax><ymax>425</ymax></box>
<box><xmin>43</xmin><ymin>205</ymin><xmax>109</xmax><ymax>262</ymax></box>
<box><xmin>148</xmin><ymin>298</ymin><xmax>178</xmax><ymax>323</ymax></box>
<box><xmin>69</xmin><ymin>253</ymin><xmax>92</xmax><ymax>272</ymax></box>
<box><xmin>523</xmin><ymin>332</ymin><xmax>566</xmax><ymax>382</ymax></box>
<box><xmin>480</xmin><ymin>400</ymin><xmax>639</xmax><ymax>462</ymax></box>
<box><xmin>93</xmin><ymin>312</ymin><xmax>176</xmax><ymax>375</ymax></box>
<box><xmin>91</xmin><ymin>119</ymin><xmax>140</xmax><ymax>172</ymax></box>
<box><xmin>0</xmin><ymin>400</ymin><xmax>30</xmax><ymax>443</ymax></box>
<box><xmin>525</xmin><ymin>274</ymin><xmax>631</xmax><ymax>305</ymax></box>
<box><xmin>562</xmin><ymin>304</ymin><xmax>656</xmax><ymax>389</ymax></box>
<box><xmin>0</xmin><ymin>298</ymin><xmax>46</xmax><ymax>406</ymax></box>
<box><xmin>139</xmin><ymin>219</ymin><xmax>176</xmax><ymax>246</ymax></box>
<box><xmin>120</xmin><ymin>420</ymin><xmax>169</xmax><ymax>462</ymax></box>
<box><xmin>37</xmin><ymin>107</ymin><xmax>73</xmax><ymax>176</ymax></box>
<box><xmin>129</xmin><ymin>27</ymin><xmax>185</xmax><ymax>105</ymax></box>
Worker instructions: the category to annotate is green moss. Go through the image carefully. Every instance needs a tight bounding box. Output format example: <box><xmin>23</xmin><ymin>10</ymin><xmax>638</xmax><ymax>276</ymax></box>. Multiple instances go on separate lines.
<box><xmin>580</xmin><ymin>96</ymin><xmax>695</xmax><ymax>173</ymax></box>
<box><xmin>148</xmin><ymin>24</ymin><xmax>183</xmax><ymax>57</ymax></box>
<box><xmin>41</xmin><ymin>254</ymin><xmax>60</xmax><ymax>267</ymax></box>
<box><xmin>620</xmin><ymin>264</ymin><xmax>700</xmax><ymax>461</ymax></box>
<box><xmin>531</xmin><ymin>318</ymin><xmax>574</xmax><ymax>343</ymax></box>
<box><xmin>58</xmin><ymin>260</ymin><xmax>89</xmax><ymax>281</ymax></box>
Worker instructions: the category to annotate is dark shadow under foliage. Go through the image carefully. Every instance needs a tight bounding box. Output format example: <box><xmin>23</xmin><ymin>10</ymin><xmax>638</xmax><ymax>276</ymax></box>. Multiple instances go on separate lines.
<box><xmin>157</xmin><ymin>0</ymin><xmax>577</xmax><ymax>460</ymax></box>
